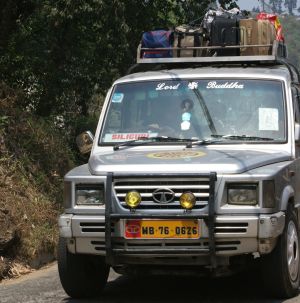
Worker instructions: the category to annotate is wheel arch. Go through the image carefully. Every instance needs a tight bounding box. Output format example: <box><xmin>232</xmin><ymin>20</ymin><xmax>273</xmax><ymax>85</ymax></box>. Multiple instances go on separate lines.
<box><xmin>280</xmin><ymin>185</ymin><xmax>295</xmax><ymax>212</ymax></box>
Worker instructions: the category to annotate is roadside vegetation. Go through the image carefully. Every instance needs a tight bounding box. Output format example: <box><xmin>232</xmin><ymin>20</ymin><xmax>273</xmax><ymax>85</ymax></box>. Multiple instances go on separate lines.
<box><xmin>1</xmin><ymin>0</ymin><xmax>300</xmax><ymax>280</ymax></box>
<box><xmin>280</xmin><ymin>15</ymin><xmax>300</xmax><ymax>68</ymax></box>
<box><xmin>0</xmin><ymin>83</ymin><xmax>75</xmax><ymax>279</ymax></box>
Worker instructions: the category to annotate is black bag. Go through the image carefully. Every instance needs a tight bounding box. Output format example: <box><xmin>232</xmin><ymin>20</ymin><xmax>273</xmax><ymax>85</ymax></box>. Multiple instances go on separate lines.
<box><xmin>210</xmin><ymin>16</ymin><xmax>240</xmax><ymax>56</ymax></box>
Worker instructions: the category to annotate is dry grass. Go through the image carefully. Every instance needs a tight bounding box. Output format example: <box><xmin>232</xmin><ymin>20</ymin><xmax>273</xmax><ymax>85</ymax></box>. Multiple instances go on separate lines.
<box><xmin>0</xmin><ymin>83</ymin><xmax>75</xmax><ymax>280</ymax></box>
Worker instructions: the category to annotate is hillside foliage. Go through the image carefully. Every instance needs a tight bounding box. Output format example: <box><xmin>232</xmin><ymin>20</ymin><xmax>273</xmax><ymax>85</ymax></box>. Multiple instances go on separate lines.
<box><xmin>280</xmin><ymin>16</ymin><xmax>300</xmax><ymax>68</ymax></box>
<box><xmin>0</xmin><ymin>83</ymin><xmax>75</xmax><ymax>278</ymax></box>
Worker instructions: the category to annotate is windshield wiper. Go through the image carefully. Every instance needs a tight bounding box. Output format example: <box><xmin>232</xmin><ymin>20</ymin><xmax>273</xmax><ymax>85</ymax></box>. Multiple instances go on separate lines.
<box><xmin>185</xmin><ymin>135</ymin><xmax>275</xmax><ymax>148</ymax></box>
<box><xmin>211</xmin><ymin>134</ymin><xmax>275</xmax><ymax>141</ymax></box>
<box><xmin>186</xmin><ymin>139</ymin><xmax>223</xmax><ymax>148</ymax></box>
<box><xmin>193</xmin><ymin>89</ymin><xmax>217</xmax><ymax>136</ymax></box>
<box><xmin>113</xmin><ymin>136</ymin><xmax>194</xmax><ymax>151</ymax></box>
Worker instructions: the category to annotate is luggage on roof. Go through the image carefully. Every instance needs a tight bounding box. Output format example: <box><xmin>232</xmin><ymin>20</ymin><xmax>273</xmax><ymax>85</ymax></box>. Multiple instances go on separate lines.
<box><xmin>173</xmin><ymin>25</ymin><xmax>205</xmax><ymax>58</ymax></box>
<box><xmin>210</xmin><ymin>15</ymin><xmax>241</xmax><ymax>56</ymax></box>
<box><xmin>239</xmin><ymin>18</ymin><xmax>276</xmax><ymax>56</ymax></box>
<box><xmin>136</xmin><ymin>9</ymin><xmax>287</xmax><ymax>63</ymax></box>
<box><xmin>141</xmin><ymin>30</ymin><xmax>174</xmax><ymax>58</ymax></box>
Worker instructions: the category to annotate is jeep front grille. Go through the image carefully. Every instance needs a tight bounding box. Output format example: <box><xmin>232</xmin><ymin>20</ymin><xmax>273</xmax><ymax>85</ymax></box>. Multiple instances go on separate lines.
<box><xmin>113</xmin><ymin>177</ymin><xmax>210</xmax><ymax>210</ymax></box>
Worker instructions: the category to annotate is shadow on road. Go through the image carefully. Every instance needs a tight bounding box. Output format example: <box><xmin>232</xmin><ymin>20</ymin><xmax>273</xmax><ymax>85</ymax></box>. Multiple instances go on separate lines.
<box><xmin>62</xmin><ymin>273</ymin><xmax>296</xmax><ymax>303</ymax></box>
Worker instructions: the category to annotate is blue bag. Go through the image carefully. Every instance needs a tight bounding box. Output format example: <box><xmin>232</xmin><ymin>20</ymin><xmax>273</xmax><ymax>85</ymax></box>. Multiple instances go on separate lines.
<box><xmin>142</xmin><ymin>30</ymin><xmax>174</xmax><ymax>58</ymax></box>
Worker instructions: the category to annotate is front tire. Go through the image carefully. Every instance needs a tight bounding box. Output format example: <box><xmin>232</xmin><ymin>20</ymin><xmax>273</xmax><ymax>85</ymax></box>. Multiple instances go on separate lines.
<box><xmin>261</xmin><ymin>205</ymin><xmax>300</xmax><ymax>298</ymax></box>
<box><xmin>57</xmin><ymin>237</ymin><xmax>110</xmax><ymax>299</ymax></box>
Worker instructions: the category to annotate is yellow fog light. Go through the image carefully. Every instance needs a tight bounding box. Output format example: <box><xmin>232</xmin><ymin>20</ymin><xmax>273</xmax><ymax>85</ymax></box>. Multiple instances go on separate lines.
<box><xmin>125</xmin><ymin>191</ymin><xmax>141</xmax><ymax>208</ymax></box>
<box><xmin>180</xmin><ymin>192</ymin><xmax>196</xmax><ymax>210</ymax></box>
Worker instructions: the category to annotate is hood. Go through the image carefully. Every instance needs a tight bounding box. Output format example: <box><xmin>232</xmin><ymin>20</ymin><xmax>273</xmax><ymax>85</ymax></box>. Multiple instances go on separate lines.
<box><xmin>89</xmin><ymin>147</ymin><xmax>291</xmax><ymax>175</ymax></box>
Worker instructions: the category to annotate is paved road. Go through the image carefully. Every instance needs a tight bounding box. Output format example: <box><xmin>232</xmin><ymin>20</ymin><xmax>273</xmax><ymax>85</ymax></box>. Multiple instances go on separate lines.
<box><xmin>0</xmin><ymin>263</ymin><xmax>300</xmax><ymax>303</ymax></box>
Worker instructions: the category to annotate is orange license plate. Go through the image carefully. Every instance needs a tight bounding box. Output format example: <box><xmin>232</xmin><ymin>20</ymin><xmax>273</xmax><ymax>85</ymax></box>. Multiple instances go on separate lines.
<box><xmin>124</xmin><ymin>220</ymin><xmax>199</xmax><ymax>239</ymax></box>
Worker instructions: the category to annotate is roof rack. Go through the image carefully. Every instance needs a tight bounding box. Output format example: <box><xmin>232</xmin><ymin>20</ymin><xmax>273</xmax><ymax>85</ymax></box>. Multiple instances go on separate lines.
<box><xmin>136</xmin><ymin>40</ymin><xmax>287</xmax><ymax>65</ymax></box>
<box><xmin>129</xmin><ymin>40</ymin><xmax>299</xmax><ymax>84</ymax></box>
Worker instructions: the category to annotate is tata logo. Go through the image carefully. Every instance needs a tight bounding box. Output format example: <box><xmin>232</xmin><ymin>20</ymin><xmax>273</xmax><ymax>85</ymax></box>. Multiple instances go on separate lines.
<box><xmin>126</xmin><ymin>224</ymin><xmax>140</xmax><ymax>234</ymax></box>
<box><xmin>152</xmin><ymin>188</ymin><xmax>175</xmax><ymax>204</ymax></box>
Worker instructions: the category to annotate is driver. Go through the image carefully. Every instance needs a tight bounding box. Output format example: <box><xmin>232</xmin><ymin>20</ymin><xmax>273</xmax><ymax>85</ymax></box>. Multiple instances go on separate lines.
<box><xmin>148</xmin><ymin>99</ymin><xmax>182</xmax><ymax>136</ymax></box>
<box><xmin>147</xmin><ymin>98</ymin><xmax>202</xmax><ymax>139</ymax></box>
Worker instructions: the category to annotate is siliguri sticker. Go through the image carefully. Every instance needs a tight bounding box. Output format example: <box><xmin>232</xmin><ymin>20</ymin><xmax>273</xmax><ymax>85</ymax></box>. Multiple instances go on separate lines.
<box><xmin>147</xmin><ymin>151</ymin><xmax>206</xmax><ymax>159</ymax></box>
<box><xmin>103</xmin><ymin>133</ymin><xmax>158</xmax><ymax>142</ymax></box>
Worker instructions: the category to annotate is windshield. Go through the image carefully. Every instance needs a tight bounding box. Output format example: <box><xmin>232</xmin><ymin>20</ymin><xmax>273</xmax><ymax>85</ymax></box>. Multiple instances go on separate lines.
<box><xmin>100</xmin><ymin>79</ymin><xmax>286</xmax><ymax>144</ymax></box>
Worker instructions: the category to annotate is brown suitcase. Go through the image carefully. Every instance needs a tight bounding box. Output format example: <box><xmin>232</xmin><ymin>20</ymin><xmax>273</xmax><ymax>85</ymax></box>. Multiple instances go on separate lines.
<box><xmin>240</xmin><ymin>19</ymin><xmax>276</xmax><ymax>56</ymax></box>
<box><xmin>240</xmin><ymin>19</ymin><xmax>259</xmax><ymax>56</ymax></box>
<box><xmin>257</xmin><ymin>19</ymin><xmax>276</xmax><ymax>55</ymax></box>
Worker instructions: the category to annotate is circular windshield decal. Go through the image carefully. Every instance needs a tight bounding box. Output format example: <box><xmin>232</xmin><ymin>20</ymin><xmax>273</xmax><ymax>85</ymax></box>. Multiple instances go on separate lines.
<box><xmin>147</xmin><ymin>151</ymin><xmax>206</xmax><ymax>159</ymax></box>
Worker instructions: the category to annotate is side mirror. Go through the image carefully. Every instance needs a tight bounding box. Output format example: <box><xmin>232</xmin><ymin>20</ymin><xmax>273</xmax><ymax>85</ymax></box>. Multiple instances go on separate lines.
<box><xmin>295</xmin><ymin>123</ymin><xmax>300</xmax><ymax>144</ymax></box>
<box><xmin>76</xmin><ymin>131</ymin><xmax>94</xmax><ymax>154</ymax></box>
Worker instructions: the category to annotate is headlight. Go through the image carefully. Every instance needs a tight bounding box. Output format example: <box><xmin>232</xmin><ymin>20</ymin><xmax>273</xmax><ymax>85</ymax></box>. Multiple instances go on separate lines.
<box><xmin>227</xmin><ymin>183</ymin><xmax>258</xmax><ymax>206</ymax></box>
<box><xmin>75</xmin><ymin>184</ymin><xmax>105</xmax><ymax>205</ymax></box>
<box><xmin>64</xmin><ymin>181</ymin><xmax>72</xmax><ymax>208</ymax></box>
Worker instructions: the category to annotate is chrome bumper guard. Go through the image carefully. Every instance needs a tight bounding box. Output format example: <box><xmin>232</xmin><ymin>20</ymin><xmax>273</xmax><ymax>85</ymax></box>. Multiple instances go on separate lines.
<box><xmin>105</xmin><ymin>172</ymin><xmax>217</xmax><ymax>267</ymax></box>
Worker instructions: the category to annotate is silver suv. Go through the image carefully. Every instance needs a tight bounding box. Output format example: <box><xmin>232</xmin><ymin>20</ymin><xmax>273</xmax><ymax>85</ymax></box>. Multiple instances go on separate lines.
<box><xmin>57</xmin><ymin>49</ymin><xmax>300</xmax><ymax>299</ymax></box>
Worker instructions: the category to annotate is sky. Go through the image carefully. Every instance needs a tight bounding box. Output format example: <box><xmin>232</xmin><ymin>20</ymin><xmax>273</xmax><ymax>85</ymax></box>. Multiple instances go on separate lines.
<box><xmin>238</xmin><ymin>0</ymin><xmax>260</xmax><ymax>10</ymax></box>
<box><xmin>237</xmin><ymin>0</ymin><xmax>299</xmax><ymax>13</ymax></box>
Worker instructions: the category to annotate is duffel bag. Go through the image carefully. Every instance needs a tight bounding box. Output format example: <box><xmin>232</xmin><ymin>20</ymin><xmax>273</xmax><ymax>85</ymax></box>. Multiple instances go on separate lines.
<box><xmin>141</xmin><ymin>30</ymin><xmax>174</xmax><ymax>58</ymax></box>
<box><xmin>173</xmin><ymin>25</ymin><xmax>204</xmax><ymax>57</ymax></box>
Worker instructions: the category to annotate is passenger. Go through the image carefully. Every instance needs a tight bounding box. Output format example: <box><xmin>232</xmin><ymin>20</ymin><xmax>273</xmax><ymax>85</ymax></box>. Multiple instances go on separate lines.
<box><xmin>180</xmin><ymin>98</ymin><xmax>203</xmax><ymax>139</ymax></box>
<box><xmin>180</xmin><ymin>98</ymin><xmax>194</xmax><ymax>131</ymax></box>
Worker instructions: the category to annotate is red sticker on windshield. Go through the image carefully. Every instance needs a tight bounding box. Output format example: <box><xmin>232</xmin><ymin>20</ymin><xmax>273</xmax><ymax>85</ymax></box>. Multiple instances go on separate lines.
<box><xmin>103</xmin><ymin>133</ymin><xmax>158</xmax><ymax>142</ymax></box>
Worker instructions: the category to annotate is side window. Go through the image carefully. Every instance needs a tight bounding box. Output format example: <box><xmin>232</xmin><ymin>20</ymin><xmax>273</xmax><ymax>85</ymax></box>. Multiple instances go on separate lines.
<box><xmin>103</xmin><ymin>102</ymin><xmax>122</xmax><ymax>132</ymax></box>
